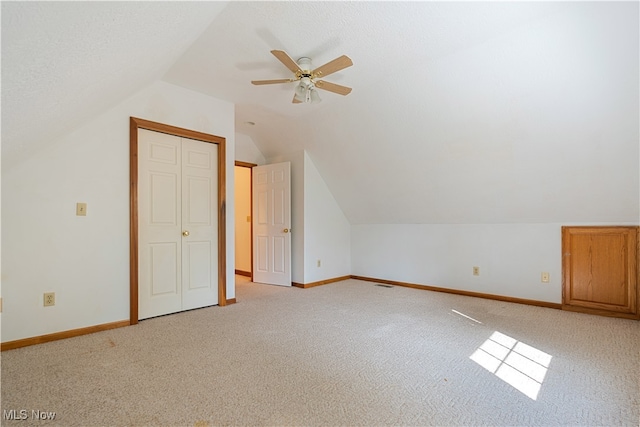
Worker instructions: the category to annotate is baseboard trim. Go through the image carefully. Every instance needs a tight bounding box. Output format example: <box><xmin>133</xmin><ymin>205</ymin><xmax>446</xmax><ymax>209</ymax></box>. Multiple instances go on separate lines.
<box><xmin>351</xmin><ymin>275</ymin><xmax>563</xmax><ymax>310</ymax></box>
<box><xmin>561</xmin><ymin>304</ymin><xmax>640</xmax><ymax>320</ymax></box>
<box><xmin>1</xmin><ymin>276</ymin><xmax>564</xmax><ymax>351</ymax></box>
<box><xmin>235</xmin><ymin>270</ymin><xmax>251</xmax><ymax>277</ymax></box>
<box><xmin>292</xmin><ymin>275</ymin><xmax>351</xmax><ymax>289</ymax></box>
<box><xmin>1</xmin><ymin>320</ymin><xmax>131</xmax><ymax>352</ymax></box>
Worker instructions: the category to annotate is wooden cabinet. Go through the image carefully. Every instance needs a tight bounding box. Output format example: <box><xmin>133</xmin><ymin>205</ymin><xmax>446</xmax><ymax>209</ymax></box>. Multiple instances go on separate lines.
<box><xmin>562</xmin><ymin>226</ymin><xmax>639</xmax><ymax>319</ymax></box>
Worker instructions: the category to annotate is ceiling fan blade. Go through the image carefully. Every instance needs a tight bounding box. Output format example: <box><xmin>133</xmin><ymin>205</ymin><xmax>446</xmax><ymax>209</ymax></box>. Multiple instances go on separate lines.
<box><xmin>312</xmin><ymin>55</ymin><xmax>353</xmax><ymax>79</ymax></box>
<box><xmin>251</xmin><ymin>78</ymin><xmax>296</xmax><ymax>85</ymax></box>
<box><xmin>292</xmin><ymin>95</ymin><xmax>302</xmax><ymax>104</ymax></box>
<box><xmin>315</xmin><ymin>80</ymin><xmax>352</xmax><ymax>96</ymax></box>
<box><xmin>271</xmin><ymin>50</ymin><xmax>301</xmax><ymax>74</ymax></box>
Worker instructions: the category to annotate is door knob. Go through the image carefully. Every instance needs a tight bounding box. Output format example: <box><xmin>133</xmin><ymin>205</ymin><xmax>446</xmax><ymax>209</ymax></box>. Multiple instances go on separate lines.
<box><xmin>182</xmin><ymin>230</ymin><xmax>190</xmax><ymax>237</ymax></box>
<box><xmin>283</xmin><ymin>228</ymin><xmax>290</xmax><ymax>233</ymax></box>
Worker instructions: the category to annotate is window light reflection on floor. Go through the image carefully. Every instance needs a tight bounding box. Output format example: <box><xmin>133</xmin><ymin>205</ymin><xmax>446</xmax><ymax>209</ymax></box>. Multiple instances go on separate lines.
<box><xmin>451</xmin><ymin>309</ymin><xmax>482</xmax><ymax>324</ymax></box>
<box><xmin>470</xmin><ymin>331</ymin><xmax>552</xmax><ymax>400</ymax></box>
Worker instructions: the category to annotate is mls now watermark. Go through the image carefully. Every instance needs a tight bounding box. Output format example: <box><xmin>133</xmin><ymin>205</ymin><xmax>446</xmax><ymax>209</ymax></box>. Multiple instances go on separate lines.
<box><xmin>3</xmin><ymin>409</ymin><xmax>56</xmax><ymax>421</ymax></box>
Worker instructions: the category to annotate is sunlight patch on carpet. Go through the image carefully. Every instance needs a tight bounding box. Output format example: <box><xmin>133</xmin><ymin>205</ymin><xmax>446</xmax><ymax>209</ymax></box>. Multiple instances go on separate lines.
<box><xmin>470</xmin><ymin>331</ymin><xmax>552</xmax><ymax>400</ymax></box>
<box><xmin>451</xmin><ymin>309</ymin><xmax>482</xmax><ymax>324</ymax></box>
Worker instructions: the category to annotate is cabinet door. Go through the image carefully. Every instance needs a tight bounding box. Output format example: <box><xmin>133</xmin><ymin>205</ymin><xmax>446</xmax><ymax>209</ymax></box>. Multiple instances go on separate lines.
<box><xmin>562</xmin><ymin>226</ymin><xmax>638</xmax><ymax>319</ymax></box>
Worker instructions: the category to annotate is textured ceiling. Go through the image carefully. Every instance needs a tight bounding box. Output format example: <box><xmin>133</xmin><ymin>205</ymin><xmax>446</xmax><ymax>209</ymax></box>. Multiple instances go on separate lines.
<box><xmin>3</xmin><ymin>2</ymin><xmax>639</xmax><ymax>224</ymax></box>
<box><xmin>2</xmin><ymin>1</ymin><xmax>228</xmax><ymax>166</ymax></box>
<box><xmin>165</xmin><ymin>1</ymin><xmax>639</xmax><ymax>224</ymax></box>
<box><xmin>164</xmin><ymin>1</ymin><xmax>568</xmax><ymax>156</ymax></box>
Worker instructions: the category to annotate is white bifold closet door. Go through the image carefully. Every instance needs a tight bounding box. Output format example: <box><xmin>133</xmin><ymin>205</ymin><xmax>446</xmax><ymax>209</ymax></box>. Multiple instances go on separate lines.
<box><xmin>138</xmin><ymin>129</ymin><xmax>218</xmax><ymax>320</ymax></box>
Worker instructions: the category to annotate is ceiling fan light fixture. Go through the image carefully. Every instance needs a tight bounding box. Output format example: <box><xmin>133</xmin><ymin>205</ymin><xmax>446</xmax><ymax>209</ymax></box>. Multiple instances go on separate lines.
<box><xmin>295</xmin><ymin>77</ymin><xmax>317</xmax><ymax>103</ymax></box>
<box><xmin>310</xmin><ymin>88</ymin><xmax>321</xmax><ymax>104</ymax></box>
<box><xmin>294</xmin><ymin>83</ymin><xmax>307</xmax><ymax>102</ymax></box>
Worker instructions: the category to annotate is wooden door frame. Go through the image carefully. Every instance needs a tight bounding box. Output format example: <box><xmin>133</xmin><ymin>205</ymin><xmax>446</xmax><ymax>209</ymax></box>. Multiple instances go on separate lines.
<box><xmin>235</xmin><ymin>161</ymin><xmax>257</xmax><ymax>282</ymax></box>
<box><xmin>130</xmin><ymin>117</ymin><xmax>227</xmax><ymax>325</ymax></box>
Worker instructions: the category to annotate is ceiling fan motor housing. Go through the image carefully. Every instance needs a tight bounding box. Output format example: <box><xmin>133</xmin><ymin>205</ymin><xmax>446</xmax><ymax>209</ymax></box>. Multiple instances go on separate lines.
<box><xmin>297</xmin><ymin>57</ymin><xmax>313</xmax><ymax>74</ymax></box>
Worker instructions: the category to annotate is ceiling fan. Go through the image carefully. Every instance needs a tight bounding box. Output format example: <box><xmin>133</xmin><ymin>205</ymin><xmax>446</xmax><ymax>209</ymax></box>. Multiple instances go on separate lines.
<box><xmin>251</xmin><ymin>50</ymin><xmax>353</xmax><ymax>104</ymax></box>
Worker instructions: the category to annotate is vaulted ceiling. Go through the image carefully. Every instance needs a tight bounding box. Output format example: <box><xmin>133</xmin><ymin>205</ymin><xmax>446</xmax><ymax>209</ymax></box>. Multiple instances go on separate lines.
<box><xmin>3</xmin><ymin>1</ymin><xmax>638</xmax><ymax>224</ymax></box>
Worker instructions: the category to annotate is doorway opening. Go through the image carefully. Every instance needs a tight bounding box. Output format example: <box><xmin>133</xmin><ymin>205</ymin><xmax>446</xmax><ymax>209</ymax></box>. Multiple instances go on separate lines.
<box><xmin>235</xmin><ymin>161</ymin><xmax>256</xmax><ymax>281</ymax></box>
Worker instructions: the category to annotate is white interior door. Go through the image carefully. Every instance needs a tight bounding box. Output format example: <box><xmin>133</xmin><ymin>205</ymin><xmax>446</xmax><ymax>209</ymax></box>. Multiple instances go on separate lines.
<box><xmin>138</xmin><ymin>129</ymin><xmax>218</xmax><ymax>320</ymax></box>
<box><xmin>139</xmin><ymin>130</ymin><xmax>182</xmax><ymax>318</ymax></box>
<box><xmin>252</xmin><ymin>162</ymin><xmax>291</xmax><ymax>286</ymax></box>
<box><xmin>181</xmin><ymin>138</ymin><xmax>218</xmax><ymax>310</ymax></box>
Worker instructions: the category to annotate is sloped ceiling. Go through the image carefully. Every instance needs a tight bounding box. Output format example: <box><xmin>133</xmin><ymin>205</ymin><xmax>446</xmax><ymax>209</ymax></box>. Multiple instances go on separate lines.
<box><xmin>3</xmin><ymin>2</ymin><xmax>639</xmax><ymax>224</ymax></box>
<box><xmin>2</xmin><ymin>1</ymin><xmax>228</xmax><ymax>167</ymax></box>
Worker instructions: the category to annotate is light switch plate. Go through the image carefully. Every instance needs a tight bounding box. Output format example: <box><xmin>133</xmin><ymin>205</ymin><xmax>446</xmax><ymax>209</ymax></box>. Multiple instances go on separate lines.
<box><xmin>76</xmin><ymin>203</ymin><xmax>87</xmax><ymax>216</ymax></box>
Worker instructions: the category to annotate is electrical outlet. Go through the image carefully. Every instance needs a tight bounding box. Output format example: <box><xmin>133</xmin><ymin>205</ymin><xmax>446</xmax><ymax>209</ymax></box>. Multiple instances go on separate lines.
<box><xmin>541</xmin><ymin>272</ymin><xmax>550</xmax><ymax>283</ymax></box>
<box><xmin>317</xmin><ymin>259</ymin><xmax>322</xmax><ymax>268</ymax></box>
<box><xmin>473</xmin><ymin>266</ymin><xmax>480</xmax><ymax>276</ymax></box>
<box><xmin>44</xmin><ymin>292</ymin><xmax>55</xmax><ymax>307</ymax></box>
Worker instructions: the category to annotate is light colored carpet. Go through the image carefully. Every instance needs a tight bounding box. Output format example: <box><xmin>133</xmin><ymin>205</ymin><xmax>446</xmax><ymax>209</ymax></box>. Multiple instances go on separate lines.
<box><xmin>1</xmin><ymin>277</ymin><xmax>639</xmax><ymax>426</ymax></box>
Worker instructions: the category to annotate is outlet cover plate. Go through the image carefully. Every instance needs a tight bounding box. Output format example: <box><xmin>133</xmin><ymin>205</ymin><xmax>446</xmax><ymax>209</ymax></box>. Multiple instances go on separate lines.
<box><xmin>44</xmin><ymin>292</ymin><xmax>55</xmax><ymax>307</ymax></box>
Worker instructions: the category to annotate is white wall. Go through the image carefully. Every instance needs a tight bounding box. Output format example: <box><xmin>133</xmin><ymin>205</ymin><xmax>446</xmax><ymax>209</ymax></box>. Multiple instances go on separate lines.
<box><xmin>341</xmin><ymin>4</ymin><xmax>639</xmax><ymax>306</ymax></box>
<box><xmin>303</xmin><ymin>152</ymin><xmax>351</xmax><ymax>283</ymax></box>
<box><xmin>266</xmin><ymin>150</ymin><xmax>351</xmax><ymax>285</ymax></box>
<box><xmin>0</xmin><ymin>159</ymin><xmax>2</xmax><ymax>333</ymax></box>
<box><xmin>351</xmin><ymin>222</ymin><xmax>638</xmax><ymax>304</ymax></box>
<box><xmin>2</xmin><ymin>80</ymin><xmax>235</xmax><ymax>342</ymax></box>
<box><xmin>235</xmin><ymin>133</ymin><xmax>266</xmax><ymax>165</ymax></box>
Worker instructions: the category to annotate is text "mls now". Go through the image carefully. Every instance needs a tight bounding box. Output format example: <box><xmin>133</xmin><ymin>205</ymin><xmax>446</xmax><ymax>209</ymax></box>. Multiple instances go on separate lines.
<box><xmin>3</xmin><ymin>409</ymin><xmax>57</xmax><ymax>420</ymax></box>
